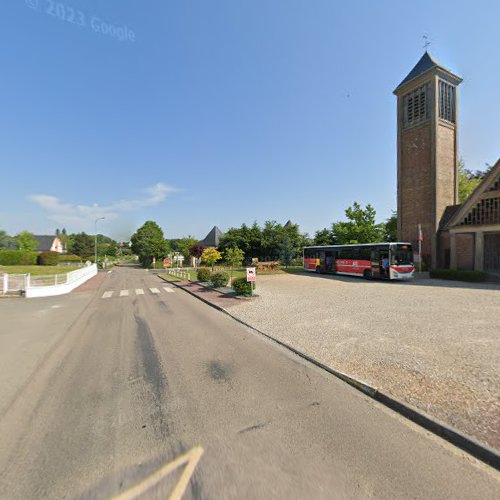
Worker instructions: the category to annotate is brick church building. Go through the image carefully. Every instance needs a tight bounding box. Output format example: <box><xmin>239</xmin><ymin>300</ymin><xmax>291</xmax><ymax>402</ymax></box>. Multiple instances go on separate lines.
<box><xmin>394</xmin><ymin>51</ymin><xmax>500</xmax><ymax>275</ymax></box>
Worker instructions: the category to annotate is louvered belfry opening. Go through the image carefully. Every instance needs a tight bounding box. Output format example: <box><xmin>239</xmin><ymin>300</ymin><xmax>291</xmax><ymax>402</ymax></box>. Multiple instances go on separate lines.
<box><xmin>461</xmin><ymin>174</ymin><xmax>500</xmax><ymax>226</ymax></box>
<box><xmin>439</xmin><ymin>80</ymin><xmax>456</xmax><ymax>123</ymax></box>
<box><xmin>403</xmin><ymin>84</ymin><xmax>428</xmax><ymax>128</ymax></box>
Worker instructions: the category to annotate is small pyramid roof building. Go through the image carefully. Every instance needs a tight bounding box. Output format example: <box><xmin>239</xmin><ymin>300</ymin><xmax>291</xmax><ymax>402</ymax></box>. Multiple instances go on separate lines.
<box><xmin>394</xmin><ymin>51</ymin><xmax>462</xmax><ymax>94</ymax></box>
<box><xmin>199</xmin><ymin>226</ymin><xmax>224</xmax><ymax>247</ymax></box>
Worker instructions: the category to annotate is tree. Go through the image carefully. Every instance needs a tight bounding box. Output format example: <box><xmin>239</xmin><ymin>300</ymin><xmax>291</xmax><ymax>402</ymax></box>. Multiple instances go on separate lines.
<box><xmin>278</xmin><ymin>237</ymin><xmax>294</xmax><ymax>267</ymax></box>
<box><xmin>201</xmin><ymin>247</ymin><xmax>222</xmax><ymax>270</ymax></box>
<box><xmin>0</xmin><ymin>230</ymin><xmax>17</xmax><ymax>250</ymax></box>
<box><xmin>332</xmin><ymin>202</ymin><xmax>384</xmax><ymax>244</ymax></box>
<box><xmin>313</xmin><ymin>227</ymin><xmax>335</xmax><ymax>246</ymax></box>
<box><xmin>168</xmin><ymin>237</ymin><xmax>197</xmax><ymax>262</ymax></box>
<box><xmin>224</xmin><ymin>247</ymin><xmax>244</xmax><ymax>284</ymax></box>
<box><xmin>261</xmin><ymin>220</ymin><xmax>284</xmax><ymax>258</ymax></box>
<box><xmin>130</xmin><ymin>221</ymin><xmax>169</xmax><ymax>267</ymax></box>
<box><xmin>458</xmin><ymin>158</ymin><xmax>483</xmax><ymax>203</ymax></box>
<box><xmin>69</xmin><ymin>232</ymin><xmax>95</xmax><ymax>258</ymax></box>
<box><xmin>383</xmin><ymin>211</ymin><xmax>398</xmax><ymax>241</ymax></box>
<box><xmin>189</xmin><ymin>243</ymin><xmax>205</xmax><ymax>268</ymax></box>
<box><xmin>60</xmin><ymin>228</ymin><xmax>69</xmax><ymax>250</ymax></box>
<box><xmin>96</xmin><ymin>234</ymin><xmax>119</xmax><ymax>257</ymax></box>
<box><xmin>15</xmin><ymin>231</ymin><xmax>38</xmax><ymax>251</ymax></box>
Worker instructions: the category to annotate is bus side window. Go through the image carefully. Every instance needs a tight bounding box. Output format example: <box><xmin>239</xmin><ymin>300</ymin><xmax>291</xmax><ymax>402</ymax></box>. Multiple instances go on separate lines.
<box><xmin>359</xmin><ymin>247</ymin><xmax>370</xmax><ymax>260</ymax></box>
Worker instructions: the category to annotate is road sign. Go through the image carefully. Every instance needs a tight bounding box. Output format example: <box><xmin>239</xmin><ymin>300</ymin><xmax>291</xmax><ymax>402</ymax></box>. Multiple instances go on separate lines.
<box><xmin>152</xmin><ymin>257</ymin><xmax>156</xmax><ymax>265</ymax></box>
<box><xmin>164</xmin><ymin>258</ymin><xmax>170</xmax><ymax>265</ymax></box>
<box><xmin>246</xmin><ymin>267</ymin><xmax>256</xmax><ymax>282</ymax></box>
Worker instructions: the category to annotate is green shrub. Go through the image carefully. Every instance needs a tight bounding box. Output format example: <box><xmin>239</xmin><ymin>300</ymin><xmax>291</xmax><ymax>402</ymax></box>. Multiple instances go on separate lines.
<box><xmin>232</xmin><ymin>277</ymin><xmax>256</xmax><ymax>296</ymax></box>
<box><xmin>430</xmin><ymin>268</ymin><xmax>487</xmax><ymax>282</ymax></box>
<box><xmin>210</xmin><ymin>271</ymin><xmax>229</xmax><ymax>288</ymax></box>
<box><xmin>37</xmin><ymin>251</ymin><xmax>59</xmax><ymax>266</ymax></box>
<box><xmin>197</xmin><ymin>268</ymin><xmax>211</xmax><ymax>282</ymax></box>
<box><xmin>0</xmin><ymin>250</ymin><xmax>37</xmax><ymax>265</ymax></box>
<box><xmin>59</xmin><ymin>254</ymin><xmax>82</xmax><ymax>263</ymax></box>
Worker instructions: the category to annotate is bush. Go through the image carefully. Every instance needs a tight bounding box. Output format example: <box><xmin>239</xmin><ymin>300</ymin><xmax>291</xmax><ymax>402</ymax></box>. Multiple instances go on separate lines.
<box><xmin>197</xmin><ymin>268</ymin><xmax>211</xmax><ymax>282</ymax></box>
<box><xmin>0</xmin><ymin>250</ymin><xmax>37</xmax><ymax>265</ymax></box>
<box><xmin>430</xmin><ymin>268</ymin><xmax>487</xmax><ymax>282</ymax></box>
<box><xmin>59</xmin><ymin>254</ymin><xmax>82</xmax><ymax>263</ymax></box>
<box><xmin>37</xmin><ymin>251</ymin><xmax>59</xmax><ymax>266</ymax></box>
<box><xmin>210</xmin><ymin>271</ymin><xmax>229</xmax><ymax>288</ymax></box>
<box><xmin>232</xmin><ymin>277</ymin><xmax>256</xmax><ymax>296</ymax></box>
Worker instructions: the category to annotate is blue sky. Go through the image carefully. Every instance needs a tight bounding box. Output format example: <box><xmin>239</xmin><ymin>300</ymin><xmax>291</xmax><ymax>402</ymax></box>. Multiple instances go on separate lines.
<box><xmin>1</xmin><ymin>0</ymin><xmax>499</xmax><ymax>240</ymax></box>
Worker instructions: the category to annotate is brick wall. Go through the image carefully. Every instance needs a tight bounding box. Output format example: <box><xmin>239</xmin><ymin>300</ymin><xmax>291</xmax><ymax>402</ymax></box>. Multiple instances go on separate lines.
<box><xmin>436</xmin><ymin>123</ymin><xmax>457</xmax><ymax>225</ymax></box>
<box><xmin>399</xmin><ymin>124</ymin><xmax>433</xmax><ymax>256</ymax></box>
<box><xmin>456</xmin><ymin>233</ymin><xmax>474</xmax><ymax>270</ymax></box>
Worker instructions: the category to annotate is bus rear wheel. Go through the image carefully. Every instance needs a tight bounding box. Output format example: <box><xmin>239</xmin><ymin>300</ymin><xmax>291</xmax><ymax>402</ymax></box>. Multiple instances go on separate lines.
<box><xmin>363</xmin><ymin>269</ymin><xmax>373</xmax><ymax>280</ymax></box>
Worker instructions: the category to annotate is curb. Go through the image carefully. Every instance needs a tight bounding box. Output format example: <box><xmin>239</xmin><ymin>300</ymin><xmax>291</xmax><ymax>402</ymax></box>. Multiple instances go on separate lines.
<box><xmin>157</xmin><ymin>274</ymin><xmax>500</xmax><ymax>470</ymax></box>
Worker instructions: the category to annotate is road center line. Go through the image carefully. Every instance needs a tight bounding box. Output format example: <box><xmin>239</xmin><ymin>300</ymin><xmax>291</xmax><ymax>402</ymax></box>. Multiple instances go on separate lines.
<box><xmin>102</xmin><ymin>291</ymin><xmax>113</xmax><ymax>298</ymax></box>
<box><xmin>149</xmin><ymin>288</ymin><xmax>160</xmax><ymax>294</ymax></box>
<box><xmin>163</xmin><ymin>287</ymin><xmax>174</xmax><ymax>293</ymax></box>
<box><xmin>120</xmin><ymin>290</ymin><xmax>129</xmax><ymax>297</ymax></box>
<box><xmin>135</xmin><ymin>289</ymin><xmax>144</xmax><ymax>295</ymax></box>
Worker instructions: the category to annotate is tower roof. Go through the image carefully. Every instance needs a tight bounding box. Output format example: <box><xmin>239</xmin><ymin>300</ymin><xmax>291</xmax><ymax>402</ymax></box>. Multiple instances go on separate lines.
<box><xmin>199</xmin><ymin>226</ymin><xmax>224</xmax><ymax>247</ymax></box>
<box><xmin>394</xmin><ymin>51</ymin><xmax>462</xmax><ymax>93</ymax></box>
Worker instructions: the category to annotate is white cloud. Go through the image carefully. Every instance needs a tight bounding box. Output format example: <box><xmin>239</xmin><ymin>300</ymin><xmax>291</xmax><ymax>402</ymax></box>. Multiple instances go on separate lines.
<box><xmin>29</xmin><ymin>182</ymin><xmax>177</xmax><ymax>230</ymax></box>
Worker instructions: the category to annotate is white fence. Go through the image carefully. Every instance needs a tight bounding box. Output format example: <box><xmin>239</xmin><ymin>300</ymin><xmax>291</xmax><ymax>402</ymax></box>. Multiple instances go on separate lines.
<box><xmin>1</xmin><ymin>265</ymin><xmax>97</xmax><ymax>298</ymax></box>
<box><xmin>2</xmin><ymin>274</ymin><xmax>28</xmax><ymax>295</ymax></box>
<box><xmin>163</xmin><ymin>268</ymin><xmax>190</xmax><ymax>280</ymax></box>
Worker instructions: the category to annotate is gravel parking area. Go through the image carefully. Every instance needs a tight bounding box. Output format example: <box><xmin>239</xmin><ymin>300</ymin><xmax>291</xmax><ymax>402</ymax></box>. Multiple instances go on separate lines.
<box><xmin>227</xmin><ymin>273</ymin><xmax>500</xmax><ymax>450</ymax></box>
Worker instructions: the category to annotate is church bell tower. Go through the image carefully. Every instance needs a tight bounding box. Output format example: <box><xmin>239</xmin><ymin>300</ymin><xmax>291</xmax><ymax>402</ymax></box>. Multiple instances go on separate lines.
<box><xmin>394</xmin><ymin>52</ymin><xmax>462</xmax><ymax>267</ymax></box>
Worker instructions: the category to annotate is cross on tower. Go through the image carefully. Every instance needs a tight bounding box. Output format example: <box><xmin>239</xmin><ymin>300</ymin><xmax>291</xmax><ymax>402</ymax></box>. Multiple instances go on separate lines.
<box><xmin>422</xmin><ymin>35</ymin><xmax>431</xmax><ymax>50</ymax></box>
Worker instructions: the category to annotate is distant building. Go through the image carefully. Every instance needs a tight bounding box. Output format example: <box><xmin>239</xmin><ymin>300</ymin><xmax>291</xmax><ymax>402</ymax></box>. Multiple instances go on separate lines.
<box><xmin>190</xmin><ymin>226</ymin><xmax>225</xmax><ymax>266</ymax></box>
<box><xmin>33</xmin><ymin>235</ymin><xmax>65</xmax><ymax>253</ymax></box>
<box><xmin>199</xmin><ymin>226</ymin><xmax>224</xmax><ymax>248</ymax></box>
<box><xmin>394</xmin><ymin>51</ymin><xmax>499</xmax><ymax>274</ymax></box>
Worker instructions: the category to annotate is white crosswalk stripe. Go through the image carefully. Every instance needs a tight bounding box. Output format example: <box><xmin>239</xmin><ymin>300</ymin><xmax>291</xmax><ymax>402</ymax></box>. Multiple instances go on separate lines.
<box><xmin>101</xmin><ymin>287</ymin><xmax>174</xmax><ymax>298</ymax></box>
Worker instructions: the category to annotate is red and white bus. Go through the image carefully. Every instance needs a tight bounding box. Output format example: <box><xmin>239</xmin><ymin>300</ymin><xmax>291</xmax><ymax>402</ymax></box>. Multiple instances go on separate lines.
<box><xmin>303</xmin><ymin>243</ymin><xmax>415</xmax><ymax>280</ymax></box>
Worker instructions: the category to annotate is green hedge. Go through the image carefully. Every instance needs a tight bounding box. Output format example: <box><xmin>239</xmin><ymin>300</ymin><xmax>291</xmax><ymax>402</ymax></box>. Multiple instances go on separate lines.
<box><xmin>0</xmin><ymin>250</ymin><xmax>37</xmax><ymax>265</ymax></box>
<box><xmin>37</xmin><ymin>251</ymin><xmax>59</xmax><ymax>266</ymax></box>
<box><xmin>430</xmin><ymin>268</ymin><xmax>487</xmax><ymax>282</ymax></box>
<box><xmin>211</xmin><ymin>271</ymin><xmax>229</xmax><ymax>288</ymax></box>
<box><xmin>197</xmin><ymin>268</ymin><xmax>211</xmax><ymax>282</ymax></box>
<box><xmin>232</xmin><ymin>277</ymin><xmax>256</xmax><ymax>296</ymax></box>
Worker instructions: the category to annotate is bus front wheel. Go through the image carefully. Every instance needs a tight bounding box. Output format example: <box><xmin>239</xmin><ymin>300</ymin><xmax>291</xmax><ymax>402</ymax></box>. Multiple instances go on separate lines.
<box><xmin>363</xmin><ymin>269</ymin><xmax>373</xmax><ymax>280</ymax></box>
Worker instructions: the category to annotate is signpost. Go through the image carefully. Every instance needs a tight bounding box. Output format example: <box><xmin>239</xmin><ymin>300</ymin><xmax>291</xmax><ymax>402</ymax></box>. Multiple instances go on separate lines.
<box><xmin>246</xmin><ymin>267</ymin><xmax>256</xmax><ymax>296</ymax></box>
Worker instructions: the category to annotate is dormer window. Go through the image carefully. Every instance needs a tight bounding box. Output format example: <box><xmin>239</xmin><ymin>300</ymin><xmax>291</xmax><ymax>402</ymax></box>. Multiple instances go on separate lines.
<box><xmin>403</xmin><ymin>84</ymin><xmax>428</xmax><ymax>128</ymax></box>
<box><xmin>439</xmin><ymin>80</ymin><xmax>455</xmax><ymax>123</ymax></box>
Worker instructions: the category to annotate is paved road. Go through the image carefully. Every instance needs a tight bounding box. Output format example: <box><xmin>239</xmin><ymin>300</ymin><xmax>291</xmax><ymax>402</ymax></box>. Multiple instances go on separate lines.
<box><xmin>0</xmin><ymin>266</ymin><xmax>498</xmax><ymax>499</ymax></box>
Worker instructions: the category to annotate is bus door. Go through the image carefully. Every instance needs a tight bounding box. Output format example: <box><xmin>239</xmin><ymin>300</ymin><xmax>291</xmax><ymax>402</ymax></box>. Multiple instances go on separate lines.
<box><xmin>371</xmin><ymin>249</ymin><xmax>382</xmax><ymax>278</ymax></box>
<box><xmin>325</xmin><ymin>251</ymin><xmax>335</xmax><ymax>273</ymax></box>
<box><xmin>319</xmin><ymin>250</ymin><xmax>326</xmax><ymax>273</ymax></box>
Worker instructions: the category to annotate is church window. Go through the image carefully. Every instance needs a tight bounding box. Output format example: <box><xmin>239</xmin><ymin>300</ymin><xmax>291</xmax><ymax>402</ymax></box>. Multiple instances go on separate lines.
<box><xmin>403</xmin><ymin>85</ymin><xmax>428</xmax><ymax>127</ymax></box>
<box><xmin>439</xmin><ymin>81</ymin><xmax>455</xmax><ymax>123</ymax></box>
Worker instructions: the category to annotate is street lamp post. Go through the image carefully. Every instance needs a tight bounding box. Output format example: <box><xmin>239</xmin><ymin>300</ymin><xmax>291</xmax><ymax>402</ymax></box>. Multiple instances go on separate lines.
<box><xmin>94</xmin><ymin>217</ymin><xmax>105</xmax><ymax>265</ymax></box>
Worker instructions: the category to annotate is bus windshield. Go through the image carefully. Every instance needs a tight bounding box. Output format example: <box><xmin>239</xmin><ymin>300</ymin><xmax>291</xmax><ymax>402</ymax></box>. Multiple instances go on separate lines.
<box><xmin>391</xmin><ymin>244</ymin><xmax>413</xmax><ymax>265</ymax></box>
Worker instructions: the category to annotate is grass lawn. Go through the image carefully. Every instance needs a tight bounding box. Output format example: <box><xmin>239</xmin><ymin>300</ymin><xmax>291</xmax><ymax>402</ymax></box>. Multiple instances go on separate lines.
<box><xmin>0</xmin><ymin>265</ymin><xmax>82</xmax><ymax>276</ymax></box>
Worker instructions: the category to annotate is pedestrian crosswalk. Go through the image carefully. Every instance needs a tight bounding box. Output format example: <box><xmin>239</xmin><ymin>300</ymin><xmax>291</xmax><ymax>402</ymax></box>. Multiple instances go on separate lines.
<box><xmin>101</xmin><ymin>287</ymin><xmax>175</xmax><ymax>299</ymax></box>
